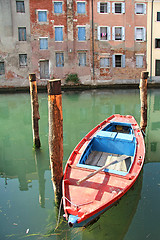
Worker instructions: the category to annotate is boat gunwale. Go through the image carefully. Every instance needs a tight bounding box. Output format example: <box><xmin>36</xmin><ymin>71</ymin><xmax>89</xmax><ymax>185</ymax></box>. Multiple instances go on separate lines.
<box><xmin>62</xmin><ymin>114</ymin><xmax>145</xmax><ymax>227</ymax></box>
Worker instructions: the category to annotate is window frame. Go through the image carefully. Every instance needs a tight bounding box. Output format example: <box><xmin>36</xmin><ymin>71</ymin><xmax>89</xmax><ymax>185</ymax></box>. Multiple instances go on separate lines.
<box><xmin>19</xmin><ymin>54</ymin><xmax>27</xmax><ymax>67</ymax></box>
<box><xmin>112</xmin><ymin>26</ymin><xmax>125</xmax><ymax>41</ymax></box>
<box><xmin>157</xmin><ymin>12</ymin><xmax>160</xmax><ymax>21</ymax></box>
<box><xmin>54</xmin><ymin>26</ymin><xmax>64</xmax><ymax>42</ymax></box>
<box><xmin>136</xmin><ymin>54</ymin><xmax>144</xmax><ymax>68</ymax></box>
<box><xmin>77</xmin><ymin>1</ymin><xmax>86</xmax><ymax>14</ymax></box>
<box><xmin>135</xmin><ymin>3</ymin><xmax>146</xmax><ymax>15</ymax></box>
<box><xmin>100</xmin><ymin>57</ymin><xmax>110</xmax><ymax>68</ymax></box>
<box><xmin>112</xmin><ymin>54</ymin><xmax>125</xmax><ymax>68</ymax></box>
<box><xmin>78</xmin><ymin>52</ymin><xmax>87</xmax><ymax>67</ymax></box>
<box><xmin>18</xmin><ymin>27</ymin><xmax>26</xmax><ymax>41</ymax></box>
<box><xmin>39</xmin><ymin>37</ymin><xmax>48</xmax><ymax>50</ymax></box>
<box><xmin>16</xmin><ymin>1</ymin><xmax>25</xmax><ymax>13</ymax></box>
<box><xmin>112</xmin><ymin>2</ymin><xmax>125</xmax><ymax>14</ymax></box>
<box><xmin>37</xmin><ymin>10</ymin><xmax>48</xmax><ymax>22</ymax></box>
<box><xmin>155</xmin><ymin>38</ymin><xmax>160</xmax><ymax>48</ymax></box>
<box><xmin>53</xmin><ymin>1</ymin><xmax>63</xmax><ymax>14</ymax></box>
<box><xmin>0</xmin><ymin>61</ymin><xmax>5</xmax><ymax>75</ymax></box>
<box><xmin>78</xmin><ymin>26</ymin><xmax>86</xmax><ymax>41</ymax></box>
<box><xmin>39</xmin><ymin>60</ymin><xmax>49</xmax><ymax>79</ymax></box>
<box><xmin>97</xmin><ymin>2</ymin><xmax>110</xmax><ymax>14</ymax></box>
<box><xmin>56</xmin><ymin>52</ymin><xmax>64</xmax><ymax>67</ymax></box>
<box><xmin>135</xmin><ymin>27</ymin><xmax>146</xmax><ymax>42</ymax></box>
<box><xmin>97</xmin><ymin>26</ymin><xmax>111</xmax><ymax>41</ymax></box>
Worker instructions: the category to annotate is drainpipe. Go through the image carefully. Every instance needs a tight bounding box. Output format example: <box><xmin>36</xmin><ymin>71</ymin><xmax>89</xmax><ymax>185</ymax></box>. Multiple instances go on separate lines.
<box><xmin>150</xmin><ymin>0</ymin><xmax>154</xmax><ymax>81</ymax></box>
<box><xmin>91</xmin><ymin>0</ymin><xmax>95</xmax><ymax>84</ymax></box>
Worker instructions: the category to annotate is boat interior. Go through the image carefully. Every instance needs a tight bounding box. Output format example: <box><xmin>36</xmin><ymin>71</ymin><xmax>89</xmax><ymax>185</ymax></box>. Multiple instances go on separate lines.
<box><xmin>78</xmin><ymin>122</ymin><xmax>136</xmax><ymax>175</ymax></box>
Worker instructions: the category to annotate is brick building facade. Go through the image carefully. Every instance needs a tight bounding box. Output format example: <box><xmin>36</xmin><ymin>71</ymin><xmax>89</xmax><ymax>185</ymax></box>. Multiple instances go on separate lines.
<box><xmin>0</xmin><ymin>0</ymin><xmax>148</xmax><ymax>87</ymax></box>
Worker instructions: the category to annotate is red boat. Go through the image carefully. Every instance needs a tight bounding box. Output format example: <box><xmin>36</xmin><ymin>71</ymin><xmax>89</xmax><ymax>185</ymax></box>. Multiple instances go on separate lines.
<box><xmin>62</xmin><ymin>114</ymin><xmax>145</xmax><ymax>227</ymax></box>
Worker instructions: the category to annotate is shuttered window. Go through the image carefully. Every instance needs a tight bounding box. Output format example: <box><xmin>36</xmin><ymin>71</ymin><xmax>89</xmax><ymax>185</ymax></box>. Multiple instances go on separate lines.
<box><xmin>112</xmin><ymin>27</ymin><xmax>125</xmax><ymax>41</ymax></box>
<box><xmin>55</xmin><ymin>27</ymin><xmax>63</xmax><ymax>41</ymax></box>
<box><xmin>40</xmin><ymin>60</ymin><xmax>49</xmax><ymax>79</ymax></box>
<box><xmin>97</xmin><ymin>26</ymin><xmax>111</xmax><ymax>41</ymax></box>
<box><xmin>112</xmin><ymin>2</ymin><xmax>125</xmax><ymax>14</ymax></box>
<box><xmin>54</xmin><ymin>2</ymin><xmax>62</xmax><ymax>13</ymax></box>
<box><xmin>78</xmin><ymin>53</ymin><xmax>86</xmax><ymax>66</ymax></box>
<box><xmin>135</xmin><ymin>27</ymin><xmax>146</xmax><ymax>41</ymax></box>
<box><xmin>78</xmin><ymin>27</ymin><xmax>86</xmax><ymax>41</ymax></box>
<box><xmin>19</xmin><ymin>54</ymin><xmax>27</xmax><ymax>67</ymax></box>
<box><xmin>56</xmin><ymin>53</ymin><xmax>64</xmax><ymax>67</ymax></box>
<box><xmin>0</xmin><ymin>62</ymin><xmax>5</xmax><ymax>75</ymax></box>
<box><xmin>39</xmin><ymin>38</ymin><xmax>48</xmax><ymax>49</ymax></box>
<box><xmin>18</xmin><ymin>27</ymin><xmax>26</xmax><ymax>41</ymax></box>
<box><xmin>16</xmin><ymin>1</ymin><xmax>25</xmax><ymax>13</ymax></box>
<box><xmin>135</xmin><ymin>3</ymin><xmax>146</xmax><ymax>14</ymax></box>
<box><xmin>38</xmin><ymin>11</ymin><xmax>47</xmax><ymax>22</ymax></box>
<box><xmin>77</xmin><ymin>2</ymin><xmax>86</xmax><ymax>14</ymax></box>
<box><xmin>100</xmin><ymin>58</ymin><xmax>110</xmax><ymax>68</ymax></box>
<box><xmin>97</xmin><ymin>2</ymin><xmax>110</xmax><ymax>13</ymax></box>
<box><xmin>136</xmin><ymin>55</ymin><xmax>143</xmax><ymax>68</ymax></box>
<box><xmin>112</xmin><ymin>55</ymin><xmax>125</xmax><ymax>68</ymax></box>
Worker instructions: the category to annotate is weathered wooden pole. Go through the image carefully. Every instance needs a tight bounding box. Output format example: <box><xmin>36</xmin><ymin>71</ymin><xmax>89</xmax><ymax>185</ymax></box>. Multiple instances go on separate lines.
<box><xmin>29</xmin><ymin>74</ymin><xmax>41</xmax><ymax>148</ymax></box>
<box><xmin>48</xmin><ymin>79</ymin><xmax>63</xmax><ymax>205</ymax></box>
<box><xmin>139</xmin><ymin>71</ymin><xmax>148</xmax><ymax>133</ymax></box>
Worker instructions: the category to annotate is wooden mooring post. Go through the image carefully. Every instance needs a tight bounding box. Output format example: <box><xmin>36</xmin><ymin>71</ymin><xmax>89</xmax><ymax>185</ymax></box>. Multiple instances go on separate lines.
<box><xmin>48</xmin><ymin>79</ymin><xmax>63</xmax><ymax>205</ymax></box>
<box><xmin>29</xmin><ymin>74</ymin><xmax>41</xmax><ymax>148</ymax></box>
<box><xmin>139</xmin><ymin>71</ymin><xmax>148</xmax><ymax>133</ymax></box>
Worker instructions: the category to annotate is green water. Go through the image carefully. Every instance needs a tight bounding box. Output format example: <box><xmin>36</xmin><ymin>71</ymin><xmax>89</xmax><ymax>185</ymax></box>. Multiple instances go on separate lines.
<box><xmin>0</xmin><ymin>89</ymin><xmax>160</xmax><ymax>240</ymax></box>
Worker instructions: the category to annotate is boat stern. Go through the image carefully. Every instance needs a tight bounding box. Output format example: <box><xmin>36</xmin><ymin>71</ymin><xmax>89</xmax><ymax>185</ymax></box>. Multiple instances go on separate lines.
<box><xmin>68</xmin><ymin>215</ymin><xmax>79</xmax><ymax>227</ymax></box>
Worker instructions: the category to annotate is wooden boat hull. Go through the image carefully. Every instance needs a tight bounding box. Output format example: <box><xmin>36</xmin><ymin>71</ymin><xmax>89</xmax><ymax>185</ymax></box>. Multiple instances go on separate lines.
<box><xmin>62</xmin><ymin>114</ymin><xmax>145</xmax><ymax>227</ymax></box>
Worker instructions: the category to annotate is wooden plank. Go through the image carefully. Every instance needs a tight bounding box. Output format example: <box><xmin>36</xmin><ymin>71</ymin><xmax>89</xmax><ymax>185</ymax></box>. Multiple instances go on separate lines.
<box><xmin>85</xmin><ymin>151</ymin><xmax>102</xmax><ymax>166</ymax></box>
<box><xmin>85</xmin><ymin>151</ymin><xmax>97</xmax><ymax>165</ymax></box>
<box><xmin>85</xmin><ymin>151</ymin><xmax>133</xmax><ymax>173</ymax></box>
<box><xmin>96</xmin><ymin>152</ymin><xmax>110</xmax><ymax>167</ymax></box>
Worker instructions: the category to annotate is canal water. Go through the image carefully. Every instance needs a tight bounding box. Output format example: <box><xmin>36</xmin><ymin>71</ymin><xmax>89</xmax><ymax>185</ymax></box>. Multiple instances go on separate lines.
<box><xmin>0</xmin><ymin>89</ymin><xmax>160</xmax><ymax>240</ymax></box>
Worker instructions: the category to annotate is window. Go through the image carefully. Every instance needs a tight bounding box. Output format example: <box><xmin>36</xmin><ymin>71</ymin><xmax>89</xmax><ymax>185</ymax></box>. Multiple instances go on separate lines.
<box><xmin>78</xmin><ymin>27</ymin><xmax>86</xmax><ymax>41</ymax></box>
<box><xmin>155</xmin><ymin>39</ymin><xmax>160</xmax><ymax>48</ymax></box>
<box><xmin>16</xmin><ymin>1</ymin><xmax>25</xmax><ymax>13</ymax></box>
<box><xmin>112</xmin><ymin>55</ymin><xmax>125</xmax><ymax>68</ymax></box>
<box><xmin>0</xmin><ymin>62</ymin><xmax>5</xmax><ymax>75</ymax></box>
<box><xmin>39</xmin><ymin>38</ymin><xmax>48</xmax><ymax>49</ymax></box>
<box><xmin>78</xmin><ymin>52</ymin><xmax>86</xmax><ymax>66</ymax></box>
<box><xmin>155</xmin><ymin>60</ymin><xmax>160</xmax><ymax>76</ymax></box>
<box><xmin>98</xmin><ymin>26</ymin><xmax>111</xmax><ymax>40</ymax></box>
<box><xmin>136</xmin><ymin>55</ymin><xmax>143</xmax><ymax>68</ymax></box>
<box><xmin>112</xmin><ymin>2</ymin><xmax>125</xmax><ymax>14</ymax></box>
<box><xmin>19</xmin><ymin>54</ymin><xmax>27</xmax><ymax>67</ymax></box>
<box><xmin>56</xmin><ymin>53</ymin><xmax>64</xmax><ymax>67</ymax></box>
<box><xmin>77</xmin><ymin>2</ymin><xmax>86</xmax><ymax>14</ymax></box>
<box><xmin>97</xmin><ymin>2</ymin><xmax>110</xmax><ymax>13</ymax></box>
<box><xmin>55</xmin><ymin>26</ymin><xmax>63</xmax><ymax>41</ymax></box>
<box><xmin>112</xmin><ymin>27</ymin><xmax>125</xmax><ymax>40</ymax></box>
<box><xmin>18</xmin><ymin>27</ymin><xmax>26</xmax><ymax>41</ymax></box>
<box><xmin>157</xmin><ymin>12</ymin><xmax>160</xmax><ymax>21</ymax></box>
<box><xmin>38</xmin><ymin>11</ymin><xmax>47</xmax><ymax>22</ymax></box>
<box><xmin>40</xmin><ymin>60</ymin><xmax>49</xmax><ymax>79</ymax></box>
<box><xmin>100</xmin><ymin>58</ymin><xmax>110</xmax><ymax>68</ymax></box>
<box><xmin>135</xmin><ymin>27</ymin><xmax>146</xmax><ymax>41</ymax></box>
<box><xmin>135</xmin><ymin>3</ymin><xmax>146</xmax><ymax>14</ymax></box>
<box><xmin>54</xmin><ymin>2</ymin><xmax>62</xmax><ymax>13</ymax></box>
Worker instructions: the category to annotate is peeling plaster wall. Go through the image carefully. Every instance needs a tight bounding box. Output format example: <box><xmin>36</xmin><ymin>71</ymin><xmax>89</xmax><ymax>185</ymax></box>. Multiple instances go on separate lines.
<box><xmin>0</xmin><ymin>0</ymin><xmax>148</xmax><ymax>87</ymax></box>
<box><xmin>29</xmin><ymin>0</ymin><xmax>92</xmax><ymax>84</ymax></box>
<box><xmin>93</xmin><ymin>0</ymin><xmax>147</xmax><ymax>83</ymax></box>
<box><xmin>0</xmin><ymin>0</ymin><xmax>31</xmax><ymax>87</ymax></box>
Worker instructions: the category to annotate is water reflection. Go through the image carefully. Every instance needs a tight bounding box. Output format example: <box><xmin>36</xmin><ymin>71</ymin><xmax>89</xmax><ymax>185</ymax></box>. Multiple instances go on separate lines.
<box><xmin>0</xmin><ymin>89</ymin><xmax>160</xmax><ymax>239</ymax></box>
